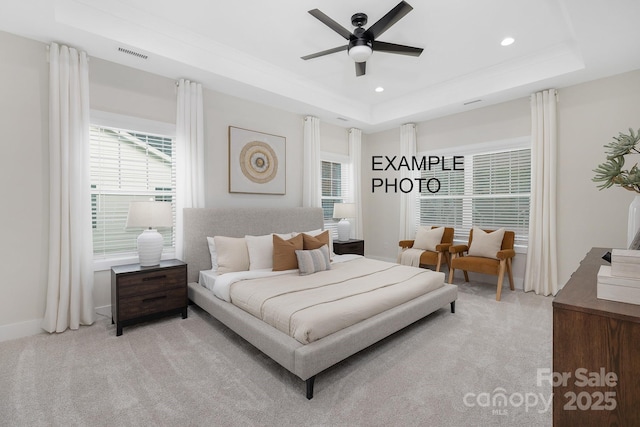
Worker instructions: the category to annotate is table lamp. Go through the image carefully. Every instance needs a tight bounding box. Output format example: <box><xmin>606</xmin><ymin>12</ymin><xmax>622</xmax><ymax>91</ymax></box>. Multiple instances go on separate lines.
<box><xmin>333</xmin><ymin>203</ymin><xmax>356</xmax><ymax>242</ymax></box>
<box><xmin>126</xmin><ymin>201</ymin><xmax>173</xmax><ymax>266</ymax></box>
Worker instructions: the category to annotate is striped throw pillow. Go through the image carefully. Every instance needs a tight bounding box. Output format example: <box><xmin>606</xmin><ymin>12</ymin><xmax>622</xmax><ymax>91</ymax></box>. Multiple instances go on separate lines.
<box><xmin>295</xmin><ymin>245</ymin><xmax>331</xmax><ymax>275</ymax></box>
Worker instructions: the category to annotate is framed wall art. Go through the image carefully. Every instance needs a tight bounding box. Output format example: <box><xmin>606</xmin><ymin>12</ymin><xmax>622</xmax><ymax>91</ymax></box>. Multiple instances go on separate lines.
<box><xmin>228</xmin><ymin>126</ymin><xmax>286</xmax><ymax>195</ymax></box>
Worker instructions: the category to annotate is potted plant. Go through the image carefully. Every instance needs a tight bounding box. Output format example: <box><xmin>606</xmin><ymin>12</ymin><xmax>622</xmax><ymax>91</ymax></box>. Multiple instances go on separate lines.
<box><xmin>593</xmin><ymin>128</ymin><xmax>640</xmax><ymax>192</ymax></box>
<box><xmin>593</xmin><ymin>128</ymin><xmax>640</xmax><ymax>246</ymax></box>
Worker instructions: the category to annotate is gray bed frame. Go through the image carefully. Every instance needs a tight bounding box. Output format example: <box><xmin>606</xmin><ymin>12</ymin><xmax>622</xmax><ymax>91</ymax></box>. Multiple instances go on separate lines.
<box><xmin>183</xmin><ymin>207</ymin><xmax>458</xmax><ymax>399</ymax></box>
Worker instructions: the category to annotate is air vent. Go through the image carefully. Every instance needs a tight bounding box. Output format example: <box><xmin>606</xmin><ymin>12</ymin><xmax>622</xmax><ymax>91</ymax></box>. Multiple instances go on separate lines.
<box><xmin>118</xmin><ymin>47</ymin><xmax>148</xmax><ymax>60</ymax></box>
<box><xmin>463</xmin><ymin>99</ymin><xmax>482</xmax><ymax>106</ymax></box>
<box><xmin>336</xmin><ymin>117</ymin><xmax>349</xmax><ymax>122</ymax></box>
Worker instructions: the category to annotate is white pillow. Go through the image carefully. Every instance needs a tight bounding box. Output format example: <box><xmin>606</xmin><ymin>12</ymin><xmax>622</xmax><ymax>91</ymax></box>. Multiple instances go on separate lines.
<box><xmin>213</xmin><ymin>236</ymin><xmax>250</xmax><ymax>274</ymax></box>
<box><xmin>206</xmin><ymin>236</ymin><xmax>218</xmax><ymax>271</ymax></box>
<box><xmin>412</xmin><ymin>226</ymin><xmax>445</xmax><ymax>252</ymax></box>
<box><xmin>245</xmin><ymin>233</ymin><xmax>292</xmax><ymax>270</ymax></box>
<box><xmin>468</xmin><ymin>227</ymin><xmax>505</xmax><ymax>259</ymax></box>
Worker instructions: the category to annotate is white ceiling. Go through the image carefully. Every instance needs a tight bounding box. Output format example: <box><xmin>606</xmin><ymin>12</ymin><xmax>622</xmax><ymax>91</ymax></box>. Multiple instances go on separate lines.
<box><xmin>2</xmin><ymin>0</ymin><xmax>640</xmax><ymax>132</ymax></box>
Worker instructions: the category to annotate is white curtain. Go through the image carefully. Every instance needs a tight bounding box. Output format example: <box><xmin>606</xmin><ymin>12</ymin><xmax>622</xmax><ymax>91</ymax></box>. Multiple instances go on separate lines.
<box><xmin>303</xmin><ymin>116</ymin><xmax>322</xmax><ymax>208</ymax></box>
<box><xmin>175</xmin><ymin>79</ymin><xmax>205</xmax><ymax>259</ymax></box>
<box><xmin>524</xmin><ymin>89</ymin><xmax>559</xmax><ymax>296</ymax></box>
<box><xmin>42</xmin><ymin>43</ymin><xmax>94</xmax><ymax>333</ymax></box>
<box><xmin>349</xmin><ymin>128</ymin><xmax>363</xmax><ymax>239</ymax></box>
<box><xmin>399</xmin><ymin>123</ymin><xmax>417</xmax><ymax>240</ymax></box>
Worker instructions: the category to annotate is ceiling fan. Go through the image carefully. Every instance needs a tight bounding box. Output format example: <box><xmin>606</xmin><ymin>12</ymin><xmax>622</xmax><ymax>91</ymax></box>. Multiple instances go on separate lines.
<box><xmin>301</xmin><ymin>1</ymin><xmax>423</xmax><ymax>77</ymax></box>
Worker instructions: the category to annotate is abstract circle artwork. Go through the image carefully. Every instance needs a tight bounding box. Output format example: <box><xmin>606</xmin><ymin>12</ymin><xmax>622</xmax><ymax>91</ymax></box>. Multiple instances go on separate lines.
<box><xmin>239</xmin><ymin>140</ymin><xmax>278</xmax><ymax>184</ymax></box>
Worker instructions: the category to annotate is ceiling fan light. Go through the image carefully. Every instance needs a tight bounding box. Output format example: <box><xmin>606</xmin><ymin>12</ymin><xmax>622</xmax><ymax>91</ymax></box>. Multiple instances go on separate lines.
<box><xmin>348</xmin><ymin>45</ymin><xmax>373</xmax><ymax>62</ymax></box>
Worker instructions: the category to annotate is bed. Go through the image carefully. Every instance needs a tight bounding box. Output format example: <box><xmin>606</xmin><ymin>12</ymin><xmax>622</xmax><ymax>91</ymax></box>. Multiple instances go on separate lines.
<box><xmin>183</xmin><ymin>207</ymin><xmax>458</xmax><ymax>399</ymax></box>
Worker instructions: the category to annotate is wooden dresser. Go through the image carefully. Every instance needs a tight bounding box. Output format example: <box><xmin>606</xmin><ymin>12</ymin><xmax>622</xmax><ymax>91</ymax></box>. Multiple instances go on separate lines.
<box><xmin>111</xmin><ymin>259</ymin><xmax>188</xmax><ymax>336</ymax></box>
<box><xmin>553</xmin><ymin>248</ymin><xmax>640</xmax><ymax>426</ymax></box>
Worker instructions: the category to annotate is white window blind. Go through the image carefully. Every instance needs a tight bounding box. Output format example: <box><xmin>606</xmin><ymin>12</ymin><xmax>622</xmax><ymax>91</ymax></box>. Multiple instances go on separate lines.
<box><xmin>416</xmin><ymin>146</ymin><xmax>531</xmax><ymax>246</ymax></box>
<box><xmin>321</xmin><ymin>157</ymin><xmax>352</xmax><ymax>237</ymax></box>
<box><xmin>90</xmin><ymin>125</ymin><xmax>176</xmax><ymax>259</ymax></box>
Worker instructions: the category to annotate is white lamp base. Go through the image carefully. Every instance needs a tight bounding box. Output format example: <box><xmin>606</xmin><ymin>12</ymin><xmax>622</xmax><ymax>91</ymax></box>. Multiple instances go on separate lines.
<box><xmin>137</xmin><ymin>229</ymin><xmax>164</xmax><ymax>267</ymax></box>
<box><xmin>337</xmin><ymin>219</ymin><xmax>351</xmax><ymax>242</ymax></box>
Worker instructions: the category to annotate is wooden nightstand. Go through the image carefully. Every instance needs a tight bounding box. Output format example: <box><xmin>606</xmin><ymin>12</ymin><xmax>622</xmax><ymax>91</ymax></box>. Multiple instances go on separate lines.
<box><xmin>111</xmin><ymin>259</ymin><xmax>188</xmax><ymax>336</ymax></box>
<box><xmin>333</xmin><ymin>239</ymin><xmax>364</xmax><ymax>256</ymax></box>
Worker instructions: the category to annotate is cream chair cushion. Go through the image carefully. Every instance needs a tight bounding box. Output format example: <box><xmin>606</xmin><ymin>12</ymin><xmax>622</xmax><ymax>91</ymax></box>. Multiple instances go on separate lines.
<box><xmin>467</xmin><ymin>227</ymin><xmax>505</xmax><ymax>259</ymax></box>
<box><xmin>412</xmin><ymin>226</ymin><xmax>445</xmax><ymax>252</ymax></box>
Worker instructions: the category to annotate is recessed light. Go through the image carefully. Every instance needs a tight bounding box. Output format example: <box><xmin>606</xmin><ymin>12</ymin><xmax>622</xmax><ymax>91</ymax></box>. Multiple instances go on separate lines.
<box><xmin>501</xmin><ymin>37</ymin><xmax>515</xmax><ymax>46</ymax></box>
<box><xmin>375</xmin><ymin>87</ymin><xmax>384</xmax><ymax>93</ymax></box>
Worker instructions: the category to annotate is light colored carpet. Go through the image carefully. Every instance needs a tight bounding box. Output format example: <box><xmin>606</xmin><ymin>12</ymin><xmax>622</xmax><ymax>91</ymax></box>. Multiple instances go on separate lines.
<box><xmin>0</xmin><ymin>281</ymin><xmax>552</xmax><ymax>427</ymax></box>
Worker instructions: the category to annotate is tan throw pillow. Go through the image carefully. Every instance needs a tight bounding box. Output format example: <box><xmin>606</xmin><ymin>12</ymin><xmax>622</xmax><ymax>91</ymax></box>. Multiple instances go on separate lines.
<box><xmin>468</xmin><ymin>227</ymin><xmax>505</xmax><ymax>259</ymax></box>
<box><xmin>213</xmin><ymin>236</ymin><xmax>249</xmax><ymax>274</ymax></box>
<box><xmin>273</xmin><ymin>234</ymin><xmax>304</xmax><ymax>271</ymax></box>
<box><xmin>302</xmin><ymin>230</ymin><xmax>330</xmax><ymax>250</ymax></box>
<box><xmin>412</xmin><ymin>226</ymin><xmax>445</xmax><ymax>252</ymax></box>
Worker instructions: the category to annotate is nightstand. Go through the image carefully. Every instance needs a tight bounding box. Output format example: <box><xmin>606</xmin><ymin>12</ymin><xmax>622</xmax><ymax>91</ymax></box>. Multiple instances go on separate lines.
<box><xmin>111</xmin><ymin>259</ymin><xmax>188</xmax><ymax>336</ymax></box>
<box><xmin>333</xmin><ymin>239</ymin><xmax>365</xmax><ymax>256</ymax></box>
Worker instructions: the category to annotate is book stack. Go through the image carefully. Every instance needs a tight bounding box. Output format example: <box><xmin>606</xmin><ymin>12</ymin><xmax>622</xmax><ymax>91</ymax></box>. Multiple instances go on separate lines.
<box><xmin>597</xmin><ymin>249</ymin><xmax>640</xmax><ymax>305</ymax></box>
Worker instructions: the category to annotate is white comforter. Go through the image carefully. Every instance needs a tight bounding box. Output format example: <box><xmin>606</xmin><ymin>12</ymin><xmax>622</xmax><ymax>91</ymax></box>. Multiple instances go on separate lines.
<box><xmin>202</xmin><ymin>256</ymin><xmax>445</xmax><ymax>344</ymax></box>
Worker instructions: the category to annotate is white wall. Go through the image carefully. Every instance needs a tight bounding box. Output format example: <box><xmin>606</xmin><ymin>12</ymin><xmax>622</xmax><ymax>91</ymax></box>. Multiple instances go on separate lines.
<box><xmin>556</xmin><ymin>70</ymin><xmax>640</xmax><ymax>284</ymax></box>
<box><xmin>363</xmin><ymin>70</ymin><xmax>640</xmax><ymax>289</ymax></box>
<box><xmin>0</xmin><ymin>31</ymin><xmax>49</xmax><ymax>338</ymax></box>
<box><xmin>0</xmin><ymin>30</ymin><xmax>350</xmax><ymax>339</ymax></box>
<box><xmin>362</xmin><ymin>99</ymin><xmax>530</xmax><ymax>285</ymax></box>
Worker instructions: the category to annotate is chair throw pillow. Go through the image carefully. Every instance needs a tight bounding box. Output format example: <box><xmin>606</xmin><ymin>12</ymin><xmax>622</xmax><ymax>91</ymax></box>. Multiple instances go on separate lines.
<box><xmin>412</xmin><ymin>226</ymin><xmax>445</xmax><ymax>252</ymax></box>
<box><xmin>296</xmin><ymin>245</ymin><xmax>331</xmax><ymax>275</ymax></box>
<box><xmin>468</xmin><ymin>227</ymin><xmax>505</xmax><ymax>259</ymax></box>
<box><xmin>273</xmin><ymin>233</ymin><xmax>304</xmax><ymax>271</ymax></box>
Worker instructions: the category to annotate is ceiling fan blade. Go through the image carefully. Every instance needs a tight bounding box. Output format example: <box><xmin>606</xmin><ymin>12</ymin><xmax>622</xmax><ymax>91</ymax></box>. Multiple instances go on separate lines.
<box><xmin>301</xmin><ymin>45</ymin><xmax>348</xmax><ymax>60</ymax></box>
<box><xmin>355</xmin><ymin>61</ymin><xmax>366</xmax><ymax>77</ymax></box>
<box><xmin>308</xmin><ymin>9</ymin><xmax>352</xmax><ymax>40</ymax></box>
<box><xmin>365</xmin><ymin>1</ymin><xmax>413</xmax><ymax>40</ymax></box>
<box><xmin>373</xmin><ymin>41</ymin><xmax>423</xmax><ymax>56</ymax></box>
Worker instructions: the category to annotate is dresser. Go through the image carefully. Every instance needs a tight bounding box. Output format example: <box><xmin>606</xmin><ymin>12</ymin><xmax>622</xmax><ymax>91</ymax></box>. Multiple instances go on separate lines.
<box><xmin>111</xmin><ymin>259</ymin><xmax>188</xmax><ymax>336</ymax></box>
<box><xmin>553</xmin><ymin>248</ymin><xmax>640</xmax><ymax>426</ymax></box>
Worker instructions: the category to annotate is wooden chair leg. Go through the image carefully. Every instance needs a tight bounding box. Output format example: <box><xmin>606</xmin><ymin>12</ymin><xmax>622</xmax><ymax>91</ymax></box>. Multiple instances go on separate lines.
<box><xmin>448</xmin><ymin>253</ymin><xmax>456</xmax><ymax>283</ymax></box>
<box><xmin>496</xmin><ymin>259</ymin><xmax>506</xmax><ymax>301</ymax></box>
<box><xmin>463</xmin><ymin>270</ymin><xmax>469</xmax><ymax>282</ymax></box>
<box><xmin>436</xmin><ymin>253</ymin><xmax>442</xmax><ymax>272</ymax></box>
<box><xmin>443</xmin><ymin>252</ymin><xmax>451</xmax><ymax>271</ymax></box>
<box><xmin>507</xmin><ymin>258</ymin><xmax>515</xmax><ymax>290</ymax></box>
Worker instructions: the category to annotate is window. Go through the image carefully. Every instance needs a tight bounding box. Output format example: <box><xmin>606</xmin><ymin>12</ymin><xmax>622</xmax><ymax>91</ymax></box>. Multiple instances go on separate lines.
<box><xmin>416</xmin><ymin>138</ymin><xmax>531</xmax><ymax>247</ymax></box>
<box><xmin>321</xmin><ymin>154</ymin><xmax>352</xmax><ymax>237</ymax></box>
<box><xmin>90</xmin><ymin>112</ymin><xmax>176</xmax><ymax>267</ymax></box>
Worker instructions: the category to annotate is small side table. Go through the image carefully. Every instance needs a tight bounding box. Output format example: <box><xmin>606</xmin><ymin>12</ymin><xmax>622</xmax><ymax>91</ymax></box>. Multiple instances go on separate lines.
<box><xmin>333</xmin><ymin>239</ymin><xmax>365</xmax><ymax>256</ymax></box>
<box><xmin>111</xmin><ymin>259</ymin><xmax>188</xmax><ymax>336</ymax></box>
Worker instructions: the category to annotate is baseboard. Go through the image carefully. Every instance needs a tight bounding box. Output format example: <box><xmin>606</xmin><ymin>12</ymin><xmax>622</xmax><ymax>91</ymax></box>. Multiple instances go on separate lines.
<box><xmin>0</xmin><ymin>305</ymin><xmax>113</xmax><ymax>343</ymax></box>
<box><xmin>0</xmin><ymin>318</ymin><xmax>44</xmax><ymax>343</ymax></box>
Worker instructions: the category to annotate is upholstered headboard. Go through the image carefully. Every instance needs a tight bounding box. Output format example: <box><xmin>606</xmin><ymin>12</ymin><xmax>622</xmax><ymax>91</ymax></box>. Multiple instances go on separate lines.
<box><xmin>182</xmin><ymin>207</ymin><xmax>324</xmax><ymax>283</ymax></box>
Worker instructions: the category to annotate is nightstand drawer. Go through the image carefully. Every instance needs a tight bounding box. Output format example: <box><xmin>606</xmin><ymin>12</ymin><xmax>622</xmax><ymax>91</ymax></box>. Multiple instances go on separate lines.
<box><xmin>333</xmin><ymin>239</ymin><xmax>364</xmax><ymax>256</ymax></box>
<box><xmin>118</xmin><ymin>287</ymin><xmax>186</xmax><ymax>321</ymax></box>
<box><xmin>117</xmin><ymin>266</ymin><xmax>184</xmax><ymax>298</ymax></box>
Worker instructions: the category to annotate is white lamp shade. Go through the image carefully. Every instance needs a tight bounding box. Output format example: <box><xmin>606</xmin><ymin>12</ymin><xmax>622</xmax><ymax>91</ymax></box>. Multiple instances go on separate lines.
<box><xmin>126</xmin><ymin>201</ymin><xmax>172</xmax><ymax>267</ymax></box>
<box><xmin>333</xmin><ymin>203</ymin><xmax>356</xmax><ymax>219</ymax></box>
<box><xmin>126</xmin><ymin>201</ymin><xmax>173</xmax><ymax>229</ymax></box>
<box><xmin>348</xmin><ymin>45</ymin><xmax>372</xmax><ymax>62</ymax></box>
